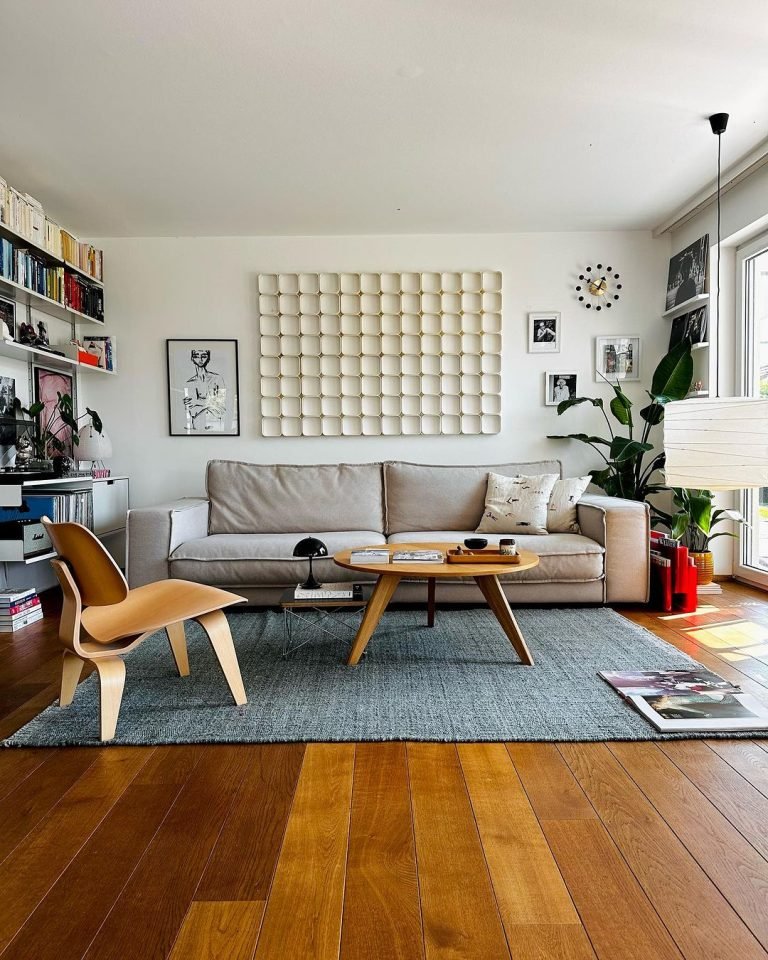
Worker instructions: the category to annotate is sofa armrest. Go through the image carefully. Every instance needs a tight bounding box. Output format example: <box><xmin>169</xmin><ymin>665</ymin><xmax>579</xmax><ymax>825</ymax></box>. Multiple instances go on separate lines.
<box><xmin>127</xmin><ymin>498</ymin><xmax>210</xmax><ymax>587</ymax></box>
<box><xmin>577</xmin><ymin>494</ymin><xmax>650</xmax><ymax>603</ymax></box>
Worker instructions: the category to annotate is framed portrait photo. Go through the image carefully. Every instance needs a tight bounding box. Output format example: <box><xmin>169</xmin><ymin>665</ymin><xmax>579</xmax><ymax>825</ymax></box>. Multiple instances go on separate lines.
<box><xmin>545</xmin><ymin>371</ymin><xmax>578</xmax><ymax>406</ymax></box>
<box><xmin>166</xmin><ymin>339</ymin><xmax>240</xmax><ymax>436</ymax></box>
<box><xmin>528</xmin><ymin>312</ymin><xmax>560</xmax><ymax>353</ymax></box>
<box><xmin>594</xmin><ymin>335</ymin><xmax>640</xmax><ymax>382</ymax></box>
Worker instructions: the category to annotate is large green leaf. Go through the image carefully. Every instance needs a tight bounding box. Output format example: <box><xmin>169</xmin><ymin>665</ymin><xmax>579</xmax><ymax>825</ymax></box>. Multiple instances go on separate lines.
<box><xmin>610</xmin><ymin>396</ymin><xmax>631</xmax><ymax>425</ymax></box>
<box><xmin>609</xmin><ymin>436</ymin><xmax>653</xmax><ymax>463</ymax></box>
<box><xmin>671</xmin><ymin>512</ymin><xmax>690</xmax><ymax>540</ymax></box>
<box><xmin>639</xmin><ymin>402</ymin><xmax>664</xmax><ymax>425</ymax></box>
<box><xmin>86</xmin><ymin>408</ymin><xmax>103</xmax><ymax>434</ymax></box>
<box><xmin>687</xmin><ymin>493</ymin><xmax>713</xmax><ymax>534</ymax></box>
<box><xmin>547</xmin><ymin>433</ymin><xmax>611</xmax><ymax>446</ymax></box>
<box><xmin>650</xmin><ymin>341</ymin><xmax>694</xmax><ymax>401</ymax></box>
<box><xmin>556</xmin><ymin>396</ymin><xmax>604</xmax><ymax>416</ymax></box>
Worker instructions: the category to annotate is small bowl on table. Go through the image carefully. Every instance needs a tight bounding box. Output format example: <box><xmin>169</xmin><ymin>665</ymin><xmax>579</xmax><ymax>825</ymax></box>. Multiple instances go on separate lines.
<box><xmin>463</xmin><ymin>537</ymin><xmax>488</xmax><ymax>551</ymax></box>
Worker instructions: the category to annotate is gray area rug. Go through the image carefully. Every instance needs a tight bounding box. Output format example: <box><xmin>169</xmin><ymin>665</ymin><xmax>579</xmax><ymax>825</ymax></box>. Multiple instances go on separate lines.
<box><xmin>3</xmin><ymin>607</ymin><xmax>729</xmax><ymax>746</ymax></box>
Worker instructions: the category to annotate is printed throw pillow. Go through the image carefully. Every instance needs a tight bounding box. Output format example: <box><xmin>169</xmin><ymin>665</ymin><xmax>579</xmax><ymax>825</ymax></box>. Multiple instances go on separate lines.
<box><xmin>547</xmin><ymin>476</ymin><xmax>591</xmax><ymax>533</ymax></box>
<box><xmin>476</xmin><ymin>472</ymin><xmax>559</xmax><ymax>535</ymax></box>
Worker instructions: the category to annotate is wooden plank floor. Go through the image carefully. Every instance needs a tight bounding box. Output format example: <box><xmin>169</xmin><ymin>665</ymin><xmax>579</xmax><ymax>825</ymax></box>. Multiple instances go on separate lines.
<box><xmin>0</xmin><ymin>583</ymin><xmax>767</xmax><ymax>959</ymax></box>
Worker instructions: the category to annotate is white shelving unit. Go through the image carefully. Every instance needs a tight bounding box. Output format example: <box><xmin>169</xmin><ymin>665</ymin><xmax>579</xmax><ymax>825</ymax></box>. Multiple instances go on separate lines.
<box><xmin>662</xmin><ymin>292</ymin><xmax>709</xmax><ymax>321</ymax></box>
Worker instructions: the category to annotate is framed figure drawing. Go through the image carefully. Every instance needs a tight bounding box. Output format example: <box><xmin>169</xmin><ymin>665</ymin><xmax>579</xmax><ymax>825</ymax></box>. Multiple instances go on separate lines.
<box><xmin>34</xmin><ymin>367</ymin><xmax>75</xmax><ymax>457</ymax></box>
<box><xmin>594</xmin><ymin>335</ymin><xmax>640</xmax><ymax>382</ymax></box>
<box><xmin>528</xmin><ymin>312</ymin><xmax>560</xmax><ymax>353</ymax></box>
<box><xmin>545</xmin><ymin>371</ymin><xmax>578</xmax><ymax>406</ymax></box>
<box><xmin>666</xmin><ymin>235</ymin><xmax>708</xmax><ymax>311</ymax></box>
<box><xmin>166</xmin><ymin>339</ymin><xmax>240</xmax><ymax>436</ymax></box>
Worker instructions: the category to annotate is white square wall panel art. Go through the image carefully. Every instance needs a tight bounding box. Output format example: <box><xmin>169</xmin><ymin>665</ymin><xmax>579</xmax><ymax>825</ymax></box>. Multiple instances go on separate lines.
<box><xmin>258</xmin><ymin>271</ymin><xmax>502</xmax><ymax>437</ymax></box>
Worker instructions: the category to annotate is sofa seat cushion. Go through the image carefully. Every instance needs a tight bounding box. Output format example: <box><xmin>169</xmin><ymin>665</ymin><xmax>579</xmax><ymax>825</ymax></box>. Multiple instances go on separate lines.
<box><xmin>386</xmin><ymin>531</ymin><xmax>604</xmax><ymax>583</ymax></box>
<box><xmin>170</xmin><ymin>531</ymin><xmax>386</xmax><ymax>586</ymax></box>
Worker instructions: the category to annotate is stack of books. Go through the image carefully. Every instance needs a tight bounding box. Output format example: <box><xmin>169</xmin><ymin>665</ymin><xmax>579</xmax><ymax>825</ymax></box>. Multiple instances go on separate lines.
<box><xmin>392</xmin><ymin>549</ymin><xmax>443</xmax><ymax>563</ymax></box>
<box><xmin>349</xmin><ymin>549</ymin><xmax>390</xmax><ymax>563</ymax></box>
<box><xmin>0</xmin><ymin>587</ymin><xmax>43</xmax><ymax>632</ymax></box>
<box><xmin>0</xmin><ymin>178</ymin><xmax>63</xmax><ymax>259</ymax></box>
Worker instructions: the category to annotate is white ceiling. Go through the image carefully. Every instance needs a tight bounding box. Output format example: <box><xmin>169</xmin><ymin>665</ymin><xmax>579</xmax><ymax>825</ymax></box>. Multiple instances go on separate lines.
<box><xmin>1</xmin><ymin>0</ymin><xmax>767</xmax><ymax>237</ymax></box>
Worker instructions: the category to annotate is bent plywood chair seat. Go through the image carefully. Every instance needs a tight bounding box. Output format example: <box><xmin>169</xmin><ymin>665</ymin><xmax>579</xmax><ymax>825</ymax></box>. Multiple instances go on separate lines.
<box><xmin>42</xmin><ymin>517</ymin><xmax>248</xmax><ymax>741</ymax></box>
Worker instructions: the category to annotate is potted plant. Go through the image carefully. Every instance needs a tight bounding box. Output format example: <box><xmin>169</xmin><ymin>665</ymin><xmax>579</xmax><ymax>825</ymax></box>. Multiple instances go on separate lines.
<box><xmin>14</xmin><ymin>394</ymin><xmax>102</xmax><ymax>475</ymax></box>
<box><xmin>547</xmin><ymin>340</ymin><xmax>693</xmax><ymax>502</ymax></box>
<box><xmin>653</xmin><ymin>488</ymin><xmax>746</xmax><ymax>584</ymax></box>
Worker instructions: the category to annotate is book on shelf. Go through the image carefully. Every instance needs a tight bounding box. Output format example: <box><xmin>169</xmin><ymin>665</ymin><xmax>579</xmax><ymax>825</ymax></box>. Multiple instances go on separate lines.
<box><xmin>600</xmin><ymin>667</ymin><xmax>768</xmax><ymax>732</ymax></box>
<box><xmin>82</xmin><ymin>335</ymin><xmax>115</xmax><ymax>370</ymax></box>
<box><xmin>391</xmin><ymin>549</ymin><xmax>444</xmax><ymax>563</ymax></box>
<box><xmin>293</xmin><ymin>582</ymin><xmax>361</xmax><ymax>601</ymax></box>
<box><xmin>64</xmin><ymin>272</ymin><xmax>104</xmax><ymax>321</ymax></box>
<box><xmin>349</xmin><ymin>549</ymin><xmax>390</xmax><ymax>563</ymax></box>
<box><xmin>61</xmin><ymin>231</ymin><xmax>103</xmax><ymax>282</ymax></box>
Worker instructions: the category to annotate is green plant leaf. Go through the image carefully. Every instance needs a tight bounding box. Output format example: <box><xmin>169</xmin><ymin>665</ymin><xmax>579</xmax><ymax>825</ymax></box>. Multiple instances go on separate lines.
<box><xmin>556</xmin><ymin>396</ymin><xmax>605</xmax><ymax>416</ymax></box>
<box><xmin>687</xmin><ymin>493</ymin><xmax>713</xmax><ymax>534</ymax></box>
<box><xmin>86</xmin><ymin>408</ymin><xmax>103</xmax><ymax>433</ymax></box>
<box><xmin>650</xmin><ymin>340</ymin><xmax>694</xmax><ymax>401</ymax></box>
<box><xmin>547</xmin><ymin>433</ymin><xmax>611</xmax><ymax>446</ymax></box>
<box><xmin>670</xmin><ymin>513</ymin><xmax>690</xmax><ymax>540</ymax></box>
<box><xmin>609</xmin><ymin>396</ymin><xmax>631</xmax><ymax>425</ymax></box>
<box><xmin>639</xmin><ymin>402</ymin><xmax>665</xmax><ymax>425</ymax></box>
<box><xmin>609</xmin><ymin>436</ymin><xmax>653</xmax><ymax>462</ymax></box>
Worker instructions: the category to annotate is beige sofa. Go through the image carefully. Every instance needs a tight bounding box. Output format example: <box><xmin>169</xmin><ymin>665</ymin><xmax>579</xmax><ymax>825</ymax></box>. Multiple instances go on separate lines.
<box><xmin>127</xmin><ymin>459</ymin><xmax>650</xmax><ymax>605</ymax></box>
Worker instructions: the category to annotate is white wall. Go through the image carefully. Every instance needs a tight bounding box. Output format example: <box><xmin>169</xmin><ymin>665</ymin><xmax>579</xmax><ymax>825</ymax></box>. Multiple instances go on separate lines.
<box><xmin>79</xmin><ymin>230</ymin><xmax>671</xmax><ymax>508</ymax></box>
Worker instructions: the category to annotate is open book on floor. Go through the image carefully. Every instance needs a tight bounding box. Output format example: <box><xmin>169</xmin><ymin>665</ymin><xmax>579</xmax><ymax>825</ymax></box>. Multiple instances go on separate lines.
<box><xmin>599</xmin><ymin>669</ymin><xmax>768</xmax><ymax>732</ymax></box>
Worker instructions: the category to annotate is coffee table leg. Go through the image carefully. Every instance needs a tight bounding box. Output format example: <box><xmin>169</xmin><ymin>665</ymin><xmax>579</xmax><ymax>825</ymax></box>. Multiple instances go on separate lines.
<box><xmin>347</xmin><ymin>573</ymin><xmax>400</xmax><ymax>666</ymax></box>
<box><xmin>474</xmin><ymin>574</ymin><xmax>535</xmax><ymax>666</ymax></box>
<box><xmin>427</xmin><ymin>577</ymin><xmax>436</xmax><ymax>627</ymax></box>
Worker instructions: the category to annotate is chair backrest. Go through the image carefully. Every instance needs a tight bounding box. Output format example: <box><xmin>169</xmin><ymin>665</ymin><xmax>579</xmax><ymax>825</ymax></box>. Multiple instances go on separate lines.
<box><xmin>42</xmin><ymin>518</ymin><xmax>129</xmax><ymax>607</ymax></box>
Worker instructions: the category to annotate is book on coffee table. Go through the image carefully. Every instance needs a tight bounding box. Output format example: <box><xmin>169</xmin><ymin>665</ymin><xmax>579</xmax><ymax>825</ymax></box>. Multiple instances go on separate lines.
<box><xmin>391</xmin><ymin>550</ymin><xmax>444</xmax><ymax>563</ymax></box>
<box><xmin>349</xmin><ymin>549</ymin><xmax>390</xmax><ymax>563</ymax></box>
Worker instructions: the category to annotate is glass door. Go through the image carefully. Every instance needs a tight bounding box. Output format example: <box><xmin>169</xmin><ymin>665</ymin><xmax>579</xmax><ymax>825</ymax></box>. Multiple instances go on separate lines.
<box><xmin>735</xmin><ymin>234</ymin><xmax>768</xmax><ymax>587</ymax></box>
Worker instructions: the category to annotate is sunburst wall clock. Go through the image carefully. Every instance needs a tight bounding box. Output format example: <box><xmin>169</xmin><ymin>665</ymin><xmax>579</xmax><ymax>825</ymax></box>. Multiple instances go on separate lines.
<box><xmin>575</xmin><ymin>264</ymin><xmax>622</xmax><ymax>311</ymax></box>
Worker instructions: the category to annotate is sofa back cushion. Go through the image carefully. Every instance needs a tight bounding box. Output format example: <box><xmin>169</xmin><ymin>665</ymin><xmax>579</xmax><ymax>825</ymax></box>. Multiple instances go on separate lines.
<box><xmin>384</xmin><ymin>460</ymin><xmax>562</xmax><ymax>533</ymax></box>
<box><xmin>206</xmin><ymin>460</ymin><xmax>385</xmax><ymax>534</ymax></box>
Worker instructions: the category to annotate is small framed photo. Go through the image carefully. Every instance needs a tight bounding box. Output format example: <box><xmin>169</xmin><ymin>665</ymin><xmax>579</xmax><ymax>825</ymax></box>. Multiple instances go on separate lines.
<box><xmin>0</xmin><ymin>296</ymin><xmax>15</xmax><ymax>341</ymax></box>
<box><xmin>166</xmin><ymin>339</ymin><xmax>240</xmax><ymax>436</ymax></box>
<box><xmin>545</xmin><ymin>371</ymin><xmax>578</xmax><ymax>406</ymax></box>
<box><xmin>528</xmin><ymin>312</ymin><xmax>560</xmax><ymax>353</ymax></box>
<box><xmin>594</xmin><ymin>335</ymin><xmax>640</xmax><ymax>382</ymax></box>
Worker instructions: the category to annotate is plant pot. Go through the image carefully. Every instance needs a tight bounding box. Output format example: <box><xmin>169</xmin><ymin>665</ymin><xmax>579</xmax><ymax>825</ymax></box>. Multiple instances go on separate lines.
<box><xmin>690</xmin><ymin>551</ymin><xmax>714</xmax><ymax>585</ymax></box>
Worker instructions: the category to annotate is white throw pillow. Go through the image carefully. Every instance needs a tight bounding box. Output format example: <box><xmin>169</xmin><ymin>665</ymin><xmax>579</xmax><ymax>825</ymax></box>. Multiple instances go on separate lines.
<box><xmin>476</xmin><ymin>473</ymin><xmax>558</xmax><ymax>535</ymax></box>
<box><xmin>547</xmin><ymin>476</ymin><xmax>591</xmax><ymax>533</ymax></box>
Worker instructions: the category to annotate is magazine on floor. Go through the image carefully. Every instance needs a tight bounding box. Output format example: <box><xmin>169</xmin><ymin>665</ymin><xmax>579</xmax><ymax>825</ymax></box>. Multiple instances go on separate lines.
<box><xmin>600</xmin><ymin>668</ymin><xmax>768</xmax><ymax>732</ymax></box>
<box><xmin>599</xmin><ymin>669</ymin><xmax>741</xmax><ymax>698</ymax></box>
<box><xmin>629</xmin><ymin>692</ymin><xmax>768</xmax><ymax>732</ymax></box>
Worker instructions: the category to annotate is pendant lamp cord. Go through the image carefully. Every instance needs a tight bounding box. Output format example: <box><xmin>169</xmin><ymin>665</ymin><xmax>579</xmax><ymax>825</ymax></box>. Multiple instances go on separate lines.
<box><xmin>715</xmin><ymin>129</ymin><xmax>722</xmax><ymax>398</ymax></box>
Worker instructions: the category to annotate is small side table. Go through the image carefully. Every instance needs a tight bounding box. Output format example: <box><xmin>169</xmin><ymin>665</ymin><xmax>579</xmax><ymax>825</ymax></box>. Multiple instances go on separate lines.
<box><xmin>279</xmin><ymin>585</ymin><xmax>371</xmax><ymax>657</ymax></box>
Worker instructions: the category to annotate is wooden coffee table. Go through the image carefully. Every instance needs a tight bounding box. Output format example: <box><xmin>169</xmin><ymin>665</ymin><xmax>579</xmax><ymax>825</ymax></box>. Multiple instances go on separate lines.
<box><xmin>334</xmin><ymin>542</ymin><xmax>539</xmax><ymax>667</ymax></box>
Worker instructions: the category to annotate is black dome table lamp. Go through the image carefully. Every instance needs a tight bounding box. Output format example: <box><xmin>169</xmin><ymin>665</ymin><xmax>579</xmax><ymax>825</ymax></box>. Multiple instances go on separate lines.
<box><xmin>292</xmin><ymin>537</ymin><xmax>328</xmax><ymax>590</ymax></box>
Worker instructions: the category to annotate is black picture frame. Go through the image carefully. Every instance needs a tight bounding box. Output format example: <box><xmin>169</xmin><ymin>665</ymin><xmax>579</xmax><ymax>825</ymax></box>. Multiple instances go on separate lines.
<box><xmin>166</xmin><ymin>339</ymin><xmax>240</xmax><ymax>436</ymax></box>
<box><xmin>666</xmin><ymin>235</ymin><xmax>709</xmax><ymax>311</ymax></box>
<box><xmin>0</xmin><ymin>296</ymin><xmax>15</xmax><ymax>341</ymax></box>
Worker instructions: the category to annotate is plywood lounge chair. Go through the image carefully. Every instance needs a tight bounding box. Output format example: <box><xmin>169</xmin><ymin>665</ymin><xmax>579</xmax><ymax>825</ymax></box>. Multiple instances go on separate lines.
<box><xmin>42</xmin><ymin>518</ymin><xmax>248</xmax><ymax>741</ymax></box>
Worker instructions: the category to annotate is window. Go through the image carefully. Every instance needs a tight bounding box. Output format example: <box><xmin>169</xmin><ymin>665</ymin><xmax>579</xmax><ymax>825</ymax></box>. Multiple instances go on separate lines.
<box><xmin>736</xmin><ymin>233</ymin><xmax>768</xmax><ymax>584</ymax></box>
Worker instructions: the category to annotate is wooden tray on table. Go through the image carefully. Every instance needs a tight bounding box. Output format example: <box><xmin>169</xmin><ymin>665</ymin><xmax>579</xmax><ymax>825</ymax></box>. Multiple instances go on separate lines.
<box><xmin>446</xmin><ymin>548</ymin><xmax>521</xmax><ymax>564</ymax></box>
